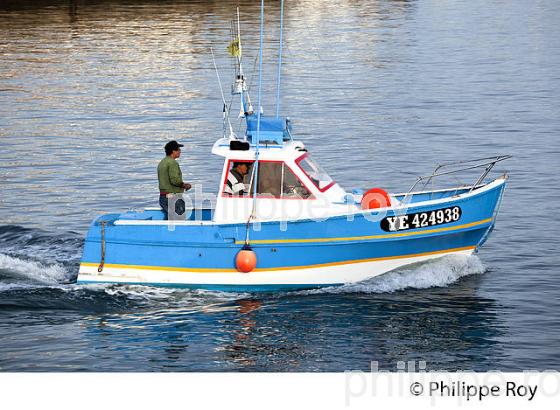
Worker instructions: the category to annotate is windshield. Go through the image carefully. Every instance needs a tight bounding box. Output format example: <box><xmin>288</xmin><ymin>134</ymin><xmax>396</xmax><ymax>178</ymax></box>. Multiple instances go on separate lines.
<box><xmin>297</xmin><ymin>154</ymin><xmax>334</xmax><ymax>191</ymax></box>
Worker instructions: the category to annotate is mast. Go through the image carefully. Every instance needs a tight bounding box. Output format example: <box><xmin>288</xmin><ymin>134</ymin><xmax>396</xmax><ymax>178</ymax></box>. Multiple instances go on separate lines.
<box><xmin>230</xmin><ymin>7</ymin><xmax>253</xmax><ymax>123</ymax></box>
<box><xmin>235</xmin><ymin>7</ymin><xmax>246</xmax><ymax>118</ymax></box>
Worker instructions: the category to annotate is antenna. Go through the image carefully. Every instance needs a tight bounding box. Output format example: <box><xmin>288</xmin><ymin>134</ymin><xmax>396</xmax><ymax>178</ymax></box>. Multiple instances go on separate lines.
<box><xmin>237</xmin><ymin>7</ymin><xmax>244</xmax><ymax>77</ymax></box>
<box><xmin>275</xmin><ymin>0</ymin><xmax>285</xmax><ymax>118</ymax></box>
<box><xmin>235</xmin><ymin>7</ymin><xmax>253</xmax><ymax>117</ymax></box>
<box><xmin>236</xmin><ymin>7</ymin><xmax>245</xmax><ymax>119</ymax></box>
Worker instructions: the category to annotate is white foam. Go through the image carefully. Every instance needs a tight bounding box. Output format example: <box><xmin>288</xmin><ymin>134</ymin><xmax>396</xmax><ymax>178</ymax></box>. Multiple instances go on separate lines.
<box><xmin>301</xmin><ymin>254</ymin><xmax>486</xmax><ymax>295</ymax></box>
<box><xmin>98</xmin><ymin>283</ymin><xmax>246</xmax><ymax>304</ymax></box>
<box><xmin>0</xmin><ymin>282</ymin><xmax>40</xmax><ymax>292</ymax></box>
<box><xmin>0</xmin><ymin>253</ymin><xmax>69</xmax><ymax>284</ymax></box>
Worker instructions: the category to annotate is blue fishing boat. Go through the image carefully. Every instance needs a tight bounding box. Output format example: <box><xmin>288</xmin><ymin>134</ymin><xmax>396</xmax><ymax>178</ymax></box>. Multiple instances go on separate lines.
<box><xmin>77</xmin><ymin>5</ymin><xmax>510</xmax><ymax>292</ymax></box>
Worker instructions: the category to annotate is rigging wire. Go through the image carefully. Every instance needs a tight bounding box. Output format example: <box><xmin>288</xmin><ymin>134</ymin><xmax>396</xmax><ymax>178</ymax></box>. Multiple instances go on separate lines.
<box><xmin>210</xmin><ymin>47</ymin><xmax>235</xmax><ymax>139</ymax></box>
<box><xmin>275</xmin><ymin>0</ymin><xmax>285</xmax><ymax>118</ymax></box>
<box><xmin>245</xmin><ymin>0</ymin><xmax>266</xmax><ymax>245</ymax></box>
<box><xmin>252</xmin><ymin>0</ymin><xmax>265</xmax><ymax>205</ymax></box>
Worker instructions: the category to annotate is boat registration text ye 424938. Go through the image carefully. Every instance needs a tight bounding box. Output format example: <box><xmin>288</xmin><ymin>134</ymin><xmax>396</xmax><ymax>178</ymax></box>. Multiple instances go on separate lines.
<box><xmin>381</xmin><ymin>206</ymin><xmax>462</xmax><ymax>232</ymax></box>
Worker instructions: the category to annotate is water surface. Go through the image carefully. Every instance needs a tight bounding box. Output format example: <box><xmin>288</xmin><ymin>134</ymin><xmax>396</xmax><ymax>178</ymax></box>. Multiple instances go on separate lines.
<box><xmin>0</xmin><ymin>0</ymin><xmax>559</xmax><ymax>371</ymax></box>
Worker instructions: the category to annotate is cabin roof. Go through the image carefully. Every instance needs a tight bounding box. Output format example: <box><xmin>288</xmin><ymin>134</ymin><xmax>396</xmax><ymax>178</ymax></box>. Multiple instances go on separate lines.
<box><xmin>211</xmin><ymin>138</ymin><xmax>307</xmax><ymax>161</ymax></box>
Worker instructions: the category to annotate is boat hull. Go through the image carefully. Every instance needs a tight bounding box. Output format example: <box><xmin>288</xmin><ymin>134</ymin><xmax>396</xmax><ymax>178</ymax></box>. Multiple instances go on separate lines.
<box><xmin>78</xmin><ymin>246</ymin><xmax>475</xmax><ymax>292</ymax></box>
<box><xmin>77</xmin><ymin>178</ymin><xmax>506</xmax><ymax>292</ymax></box>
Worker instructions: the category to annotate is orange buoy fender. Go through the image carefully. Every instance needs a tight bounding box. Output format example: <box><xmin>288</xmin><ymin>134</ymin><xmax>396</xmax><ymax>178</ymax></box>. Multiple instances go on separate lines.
<box><xmin>236</xmin><ymin>246</ymin><xmax>257</xmax><ymax>273</ymax></box>
<box><xmin>360</xmin><ymin>188</ymin><xmax>391</xmax><ymax>210</ymax></box>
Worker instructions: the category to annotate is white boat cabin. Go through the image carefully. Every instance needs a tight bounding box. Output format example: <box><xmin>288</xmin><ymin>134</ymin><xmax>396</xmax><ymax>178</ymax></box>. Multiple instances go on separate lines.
<box><xmin>211</xmin><ymin>136</ymin><xmax>353</xmax><ymax>223</ymax></box>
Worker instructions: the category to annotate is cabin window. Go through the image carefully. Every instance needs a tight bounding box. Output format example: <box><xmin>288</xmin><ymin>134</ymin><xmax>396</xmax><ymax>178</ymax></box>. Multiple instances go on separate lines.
<box><xmin>250</xmin><ymin>161</ymin><xmax>312</xmax><ymax>199</ymax></box>
<box><xmin>296</xmin><ymin>154</ymin><xmax>334</xmax><ymax>192</ymax></box>
<box><xmin>223</xmin><ymin>160</ymin><xmax>312</xmax><ymax>199</ymax></box>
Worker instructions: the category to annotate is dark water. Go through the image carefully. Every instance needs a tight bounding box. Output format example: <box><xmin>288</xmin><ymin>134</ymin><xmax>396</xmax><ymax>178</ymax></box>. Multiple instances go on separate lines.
<box><xmin>1</xmin><ymin>0</ymin><xmax>559</xmax><ymax>371</ymax></box>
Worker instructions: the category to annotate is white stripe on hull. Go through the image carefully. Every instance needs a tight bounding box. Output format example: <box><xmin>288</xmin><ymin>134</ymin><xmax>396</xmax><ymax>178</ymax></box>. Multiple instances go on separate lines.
<box><xmin>78</xmin><ymin>248</ymin><xmax>474</xmax><ymax>287</ymax></box>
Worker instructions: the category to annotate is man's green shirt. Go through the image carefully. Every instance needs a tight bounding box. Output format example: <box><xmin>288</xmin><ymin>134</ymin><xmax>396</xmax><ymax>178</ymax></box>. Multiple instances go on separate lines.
<box><xmin>158</xmin><ymin>156</ymin><xmax>184</xmax><ymax>193</ymax></box>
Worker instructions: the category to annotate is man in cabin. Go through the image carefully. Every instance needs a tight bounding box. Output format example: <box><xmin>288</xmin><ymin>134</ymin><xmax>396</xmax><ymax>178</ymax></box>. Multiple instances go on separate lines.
<box><xmin>158</xmin><ymin>140</ymin><xmax>192</xmax><ymax>219</ymax></box>
<box><xmin>224</xmin><ymin>162</ymin><xmax>250</xmax><ymax>196</ymax></box>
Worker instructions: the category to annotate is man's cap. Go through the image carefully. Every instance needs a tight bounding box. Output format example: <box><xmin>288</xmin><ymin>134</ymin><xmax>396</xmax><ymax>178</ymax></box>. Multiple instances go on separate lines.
<box><xmin>233</xmin><ymin>161</ymin><xmax>251</xmax><ymax>168</ymax></box>
<box><xmin>165</xmin><ymin>140</ymin><xmax>184</xmax><ymax>152</ymax></box>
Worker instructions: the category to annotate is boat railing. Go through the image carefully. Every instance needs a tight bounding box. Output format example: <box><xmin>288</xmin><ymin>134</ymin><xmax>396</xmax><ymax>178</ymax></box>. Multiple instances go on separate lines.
<box><xmin>403</xmin><ymin>155</ymin><xmax>512</xmax><ymax>201</ymax></box>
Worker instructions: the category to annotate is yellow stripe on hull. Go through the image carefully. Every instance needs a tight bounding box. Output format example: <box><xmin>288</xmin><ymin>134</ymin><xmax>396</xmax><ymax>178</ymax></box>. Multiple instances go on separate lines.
<box><xmin>236</xmin><ymin>218</ymin><xmax>493</xmax><ymax>245</ymax></box>
<box><xmin>80</xmin><ymin>245</ymin><xmax>476</xmax><ymax>274</ymax></box>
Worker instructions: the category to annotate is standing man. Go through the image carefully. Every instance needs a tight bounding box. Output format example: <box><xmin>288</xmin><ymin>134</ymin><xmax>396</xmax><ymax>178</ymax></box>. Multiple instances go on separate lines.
<box><xmin>158</xmin><ymin>140</ymin><xmax>191</xmax><ymax>220</ymax></box>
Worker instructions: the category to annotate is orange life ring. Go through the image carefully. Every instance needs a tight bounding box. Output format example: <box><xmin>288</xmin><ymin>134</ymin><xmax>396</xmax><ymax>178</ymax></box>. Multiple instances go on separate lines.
<box><xmin>361</xmin><ymin>188</ymin><xmax>391</xmax><ymax>210</ymax></box>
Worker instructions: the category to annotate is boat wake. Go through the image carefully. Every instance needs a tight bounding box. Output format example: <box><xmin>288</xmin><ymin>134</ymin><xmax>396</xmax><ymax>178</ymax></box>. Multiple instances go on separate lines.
<box><xmin>0</xmin><ymin>253</ymin><xmax>70</xmax><ymax>286</ymax></box>
<box><xmin>297</xmin><ymin>254</ymin><xmax>486</xmax><ymax>295</ymax></box>
<box><xmin>0</xmin><ymin>224</ymin><xmax>80</xmax><ymax>288</ymax></box>
<box><xmin>0</xmin><ymin>225</ymin><xmax>247</xmax><ymax>311</ymax></box>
